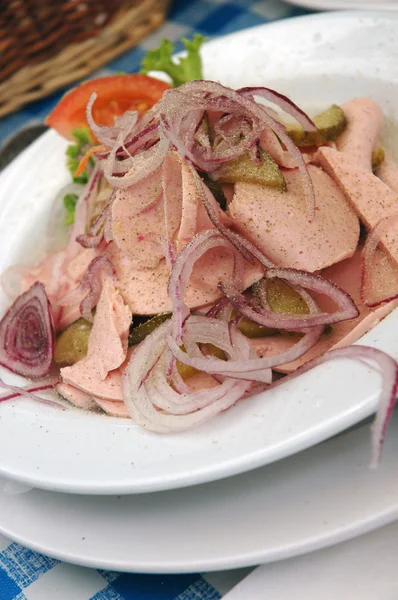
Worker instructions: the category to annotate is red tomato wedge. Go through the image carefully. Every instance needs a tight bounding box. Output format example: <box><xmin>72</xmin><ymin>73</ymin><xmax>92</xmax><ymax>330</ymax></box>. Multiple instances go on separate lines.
<box><xmin>46</xmin><ymin>74</ymin><xmax>171</xmax><ymax>140</ymax></box>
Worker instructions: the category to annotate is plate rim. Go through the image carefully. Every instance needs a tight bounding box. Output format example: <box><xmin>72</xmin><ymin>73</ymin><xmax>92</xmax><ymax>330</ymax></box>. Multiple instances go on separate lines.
<box><xmin>0</xmin><ymin>414</ymin><xmax>397</xmax><ymax>573</ymax></box>
<box><xmin>283</xmin><ymin>0</ymin><xmax>398</xmax><ymax>11</ymax></box>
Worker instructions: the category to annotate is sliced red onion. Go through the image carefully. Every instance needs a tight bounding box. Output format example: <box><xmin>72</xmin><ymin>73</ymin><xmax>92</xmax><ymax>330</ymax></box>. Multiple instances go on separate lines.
<box><xmin>237</xmin><ymin>86</ymin><xmax>316</xmax><ymax>218</ymax></box>
<box><xmin>167</xmin><ymin>315</ymin><xmax>322</xmax><ymax>381</ymax></box>
<box><xmin>0</xmin><ymin>377</ymin><xmax>63</xmax><ymax>408</ymax></box>
<box><xmin>219</xmin><ymin>265</ymin><xmax>359</xmax><ymax>331</ymax></box>
<box><xmin>205</xmin><ymin>297</ymin><xmax>230</xmax><ymax>319</ymax></box>
<box><xmin>104</xmin><ymin>137</ymin><xmax>170</xmax><ymax>190</ymax></box>
<box><xmin>0</xmin><ymin>380</ymin><xmax>58</xmax><ymax>402</ymax></box>
<box><xmin>159</xmin><ymin>84</ymin><xmax>262</xmax><ymax>171</ymax></box>
<box><xmin>60</xmin><ymin>256</ymin><xmax>115</xmax><ymax>322</ymax></box>
<box><xmin>79</xmin><ymin>257</ymin><xmax>114</xmax><ymax>322</ymax></box>
<box><xmin>361</xmin><ymin>212</ymin><xmax>398</xmax><ymax>307</ymax></box>
<box><xmin>169</xmin><ymin>358</ymin><xmax>191</xmax><ymax>395</ymax></box>
<box><xmin>76</xmin><ymin>201</ymin><xmax>113</xmax><ymax>249</ymax></box>
<box><xmin>122</xmin><ymin>121</ymin><xmax>160</xmax><ymax>157</ymax></box>
<box><xmin>238</xmin><ymin>87</ymin><xmax>316</xmax><ymax>132</ymax></box>
<box><xmin>270</xmin><ymin>345</ymin><xmax>398</xmax><ymax>468</ymax></box>
<box><xmin>86</xmin><ymin>92</ymin><xmax>139</xmax><ymax>147</ymax></box>
<box><xmin>0</xmin><ymin>282</ymin><xmax>55</xmax><ymax>378</ymax></box>
<box><xmin>68</xmin><ymin>168</ymin><xmax>101</xmax><ymax>257</ymax></box>
<box><xmin>87</xmin><ymin>93</ymin><xmax>170</xmax><ymax>189</ymax></box>
<box><xmin>159</xmin><ymin>81</ymin><xmax>315</xmax><ymax>219</ymax></box>
<box><xmin>122</xmin><ymin>319</ymin><xmax>251</xmax><ymax>432</ymax></box>
<box><xmin>168</xmin><ymin>229</ymin><xmax>234</xmax><ymax>342</ymax></box>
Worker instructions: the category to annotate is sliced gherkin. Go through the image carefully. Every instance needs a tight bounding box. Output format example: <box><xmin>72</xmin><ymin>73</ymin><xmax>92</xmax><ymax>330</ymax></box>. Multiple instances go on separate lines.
<box><xmin>253</xmin><ymin>278</ymin><xmax>309</xmax><ymax>316</ymax></box>
<box><xmin>212</xmin><ymin>148</ymin><xmax>286</xmax><ymax>190</ymax></box>
<box><xmin>286</xmin><ymin>104</ymin><xmax>347</xmax><ymax>147</ymax></box>
<box><xmin>372</xmin><ymin>146</ymin><xmax>385</xmax><ymax>172</ymax></box>
<box><xmin>54</xmin><ymin>318</ymin><xmax>93</xmax><ymax>366</ymax></box>
<box><xmin>128</xmin><ymin>312</ymin><xmax>172</xmax><ymax>346</ymax></box>
<box><xmin>177</xmin><ymin>343</ymin><xmax>226</xmax><ymax>380</ymax></box>
<box><xmin>237</xmin><ymin>317</ymin><xmax>278</xmax><ymax>338</ymax></box>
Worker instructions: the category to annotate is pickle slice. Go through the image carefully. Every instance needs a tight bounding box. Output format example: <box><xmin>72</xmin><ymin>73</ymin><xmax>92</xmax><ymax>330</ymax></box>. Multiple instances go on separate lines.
<box><xmin>212</xmin><ymin>149</ymin><xmax>286</xmax><ymax>190</ymax></box>
<box><xmin>286</xmin><ymin>104</ymin><xmax>347</xmax><ymax>148</ymax></box>
<box><xmin>54</xmin><ymin>318</ymin><xmax>93</xmax><ymax>366</ymax></box>
<box><xmin>372</xmin><ymin>146</ymin><xmax>385</xmax><ymax>172</ymax></box>
<box><xmin>177</xmin><ymin>343</ymin><xmax>226</xmax><ymax>380</ymax></box>
<box><xmin>128</xmin><ymin>312</ymin><xmax>172</xmax><ymax>346</ymax></box>
<box><xmin>253</xmin><ymin>278</ymin><xmax>309</xmax><ymax>316</ymax></box>
<box><xmin>237</xmin><ymin>317</ymin><xmax>278</xmax><ymax>338</ymax></box>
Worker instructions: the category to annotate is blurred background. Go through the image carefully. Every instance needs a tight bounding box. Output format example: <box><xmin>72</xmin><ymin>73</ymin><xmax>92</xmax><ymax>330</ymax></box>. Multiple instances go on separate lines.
<box><xmin>0</xmin><ymin>0</ymin><xmax>311</xmax><ymax>163</ymax></box>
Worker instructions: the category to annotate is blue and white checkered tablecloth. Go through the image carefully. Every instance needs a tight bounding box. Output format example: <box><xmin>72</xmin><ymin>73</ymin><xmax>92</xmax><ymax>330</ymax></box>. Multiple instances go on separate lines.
<box><xmin>0</xmin><ymin>533</ymin><xmax>249</xmax><ymax>599</ymax></box>
<box><xmin>0</xmin><ymin>0</ymin><xmax>315</xmax><ymax>598</ymax></box>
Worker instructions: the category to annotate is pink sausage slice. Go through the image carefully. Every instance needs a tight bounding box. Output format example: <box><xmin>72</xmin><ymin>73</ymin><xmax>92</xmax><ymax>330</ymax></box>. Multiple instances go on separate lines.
<box><xmin>84</xmin><ymin>277</ymin><xmax>131</xmax><ymax>379</ymax></box>
<box><xmin>60</xmin><ymin>278</ymin><xmax>131</xmax><ymax>397</ymax></box>
<box><xmin>337</xmin><ymin>98</ymin><xmax>383</xmax><ymax>171</ymax></box>
<box><xmin>377</xmin><ymin>154</ymin><xmax>398</xmax><ymax>194</ymax></box>
<box><xmin>61</xmin><ymin>366</ymin><xmax>123</xmax><ymax>400</ymax></box>
<box><xmin>57</xmin><ymin>383</ymin><xmax>96</xmax><ymax>409</ymax></box>
<box><xmin>108</xmin><ymin>241</ymin><xmax>262</xmax><ymax>315</ymax></box>
<box><xmin>111</xmin><ymin>167</ymin><xmax>181</xmax><ymax>269</ymax></box>
<box><xmin>317</xmin><ymin>147</ymin><xmax>398</xmax><ymax>263</ymax></box>
<box><xmin>92</xmin><ymin>397</ymin><xmax>130</xmax><ymax>418</ymax></box>
<box><xmin>228</xmin><ymin>165</ymin><xmax>359</xmax><ymax>272</ymax></box>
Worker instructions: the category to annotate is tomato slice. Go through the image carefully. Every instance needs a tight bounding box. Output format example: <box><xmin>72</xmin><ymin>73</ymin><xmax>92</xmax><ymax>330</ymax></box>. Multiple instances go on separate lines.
<box><xmin>46</xmin><ymin>74</ymin><xmax>171</xmax><ymax>140</ymax></box>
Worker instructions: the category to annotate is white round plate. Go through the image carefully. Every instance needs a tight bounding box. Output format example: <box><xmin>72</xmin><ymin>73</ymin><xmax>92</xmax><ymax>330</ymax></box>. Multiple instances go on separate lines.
<box><xmin>0</xmin><ymin>11</ymin><xmax>398</xmax><ymax>495</ymax></box>
<box><xmin>284</xmin><ymin>0</ymin><xmax>398</xmax><ymax>11</ymax></box>
<box><xmin>0</xmin><ymin>412</ymin><xmax>397</xmax><ymax>573</ymax></box>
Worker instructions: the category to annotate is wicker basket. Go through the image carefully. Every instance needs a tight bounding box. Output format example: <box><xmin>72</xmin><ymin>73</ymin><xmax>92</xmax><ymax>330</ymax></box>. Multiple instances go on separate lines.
<box><xmin>0</xmin><ymin>0</ymin><xmax>170</xmax><ymax>118</ymax></box>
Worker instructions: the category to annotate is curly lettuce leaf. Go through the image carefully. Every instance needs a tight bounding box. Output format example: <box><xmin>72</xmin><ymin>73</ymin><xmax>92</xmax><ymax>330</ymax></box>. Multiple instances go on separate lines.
<box><xmin>140</xmin><ymin>34</ymin><xmax>206</xmax><ymax>87</ymax></box>
<box><xmin>63</xmin><ymin>193</ymin><xmax>79</xmax><ymax>226</ymax></box>
<box><xmin>65</xmin><ymin>127</ymin><xmax>92</xmax><ymax>184</ymax></box>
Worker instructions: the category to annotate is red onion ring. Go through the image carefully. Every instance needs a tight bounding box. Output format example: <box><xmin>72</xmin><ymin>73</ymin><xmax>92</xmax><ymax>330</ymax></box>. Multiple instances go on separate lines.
<box><xmin>158</xmin><ymin>81</ymin><xmax>270</xmax><ymax>170</ymax></box>
<box><xmin>86</xmin><ymin>93</ymin><xmax>139</xmax><ymax>147</ymax></box>
<box><xmin>76</xmin><ymin>201</ymin><xmax>113</xmax><ymax>249</ymax></box>
<box><xmin>0</xmin><ymin>282</ymin><xmax>55</xmax><ymax>378</ymax></box>
<box><xmin>167</xmin><ymin>229</ymin><xmax>233</xmax><ymax>343</ymax></box>
<box><xmin>269</xmin><ymin>345</ymin><xmax>398</xmax><ymax>468</ymax></box>
<box><xmin>87</xmin><ymin>93</ymin><xmax>170</xmax><ymax>189</ymax></box>
<box><xmin>219</xmin><ymin>267</ymin><xmax>358</xmax><ymax>331</ymax></box>
<box><xmin>60</xmin><ymin>256</ymin><xmax>115</xmax><ymax>321</ymax></box>
<box><xmin>238</xmin><ymin>87</ymin><xmax>316</xmax><ymax>132</ymax></box>
<box><xmin>167</xmin><ymin>315</ymin><xmax>322</xmax><ymax>381</ymax></box>
<box><xmin>159</xmin><ymin>81</ymin><xmax>315</xmax><ymax>219</ymax></box>
<box><xmin>122</xmin><ymin>320</ymin><xmax>251</xmax><ymax>432</ymax></box>
<box><xmin>0</xmin><ymin>377</ymin><xmax>63</xmax><ymax>408</ymax></box>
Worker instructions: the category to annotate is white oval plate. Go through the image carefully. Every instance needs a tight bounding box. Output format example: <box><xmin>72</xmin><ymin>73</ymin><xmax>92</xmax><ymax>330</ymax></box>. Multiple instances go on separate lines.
<box><xmin>284</xmin><ymin>0</ymin><xmax>398</xmax><ymax>11</ymax></box>
<box><xmin>0</xmin><ymin>11</ymin><xmax>398</xmax><ymax>495</ymax></box>
<box><xmin>0</xmin><ymin>412</ymin><xmax>397</xmax><ymax>573</ymax></box>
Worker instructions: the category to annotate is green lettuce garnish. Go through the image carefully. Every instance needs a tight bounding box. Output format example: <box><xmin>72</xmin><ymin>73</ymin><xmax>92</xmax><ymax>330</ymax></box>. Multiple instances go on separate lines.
<box><xmin>66</xmin><ymin>127</ymin><xmax>92</xmax><ymax>185</ymax></box>
<box><xmin>63</xmin><ymin>127</ymin><xmax>93</xmax><ymax>225</ymax></box>
<box><xmin>63</xmin><ymin>193</ymin><xmax>79</xmax><ymax>226</ymax></box>
<box><xmin>140</xmin><ymin>34</ymin><xmax>206</xmax><ymax>87</ymax></box>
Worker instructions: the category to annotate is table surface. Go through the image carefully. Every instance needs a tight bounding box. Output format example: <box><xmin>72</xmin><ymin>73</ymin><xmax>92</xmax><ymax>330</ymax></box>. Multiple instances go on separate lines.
<box><xmin>0</xmin><ymin>1</ymin><xmax>315</xmax><ymax>599</ymax></box>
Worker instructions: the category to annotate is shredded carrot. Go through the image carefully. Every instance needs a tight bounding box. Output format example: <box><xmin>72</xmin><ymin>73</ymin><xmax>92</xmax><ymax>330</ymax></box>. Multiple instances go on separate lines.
<box><xmin>75</xmin><ymin>145</ymin><xmax>107</xmax><ymax>177</ymax></box>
